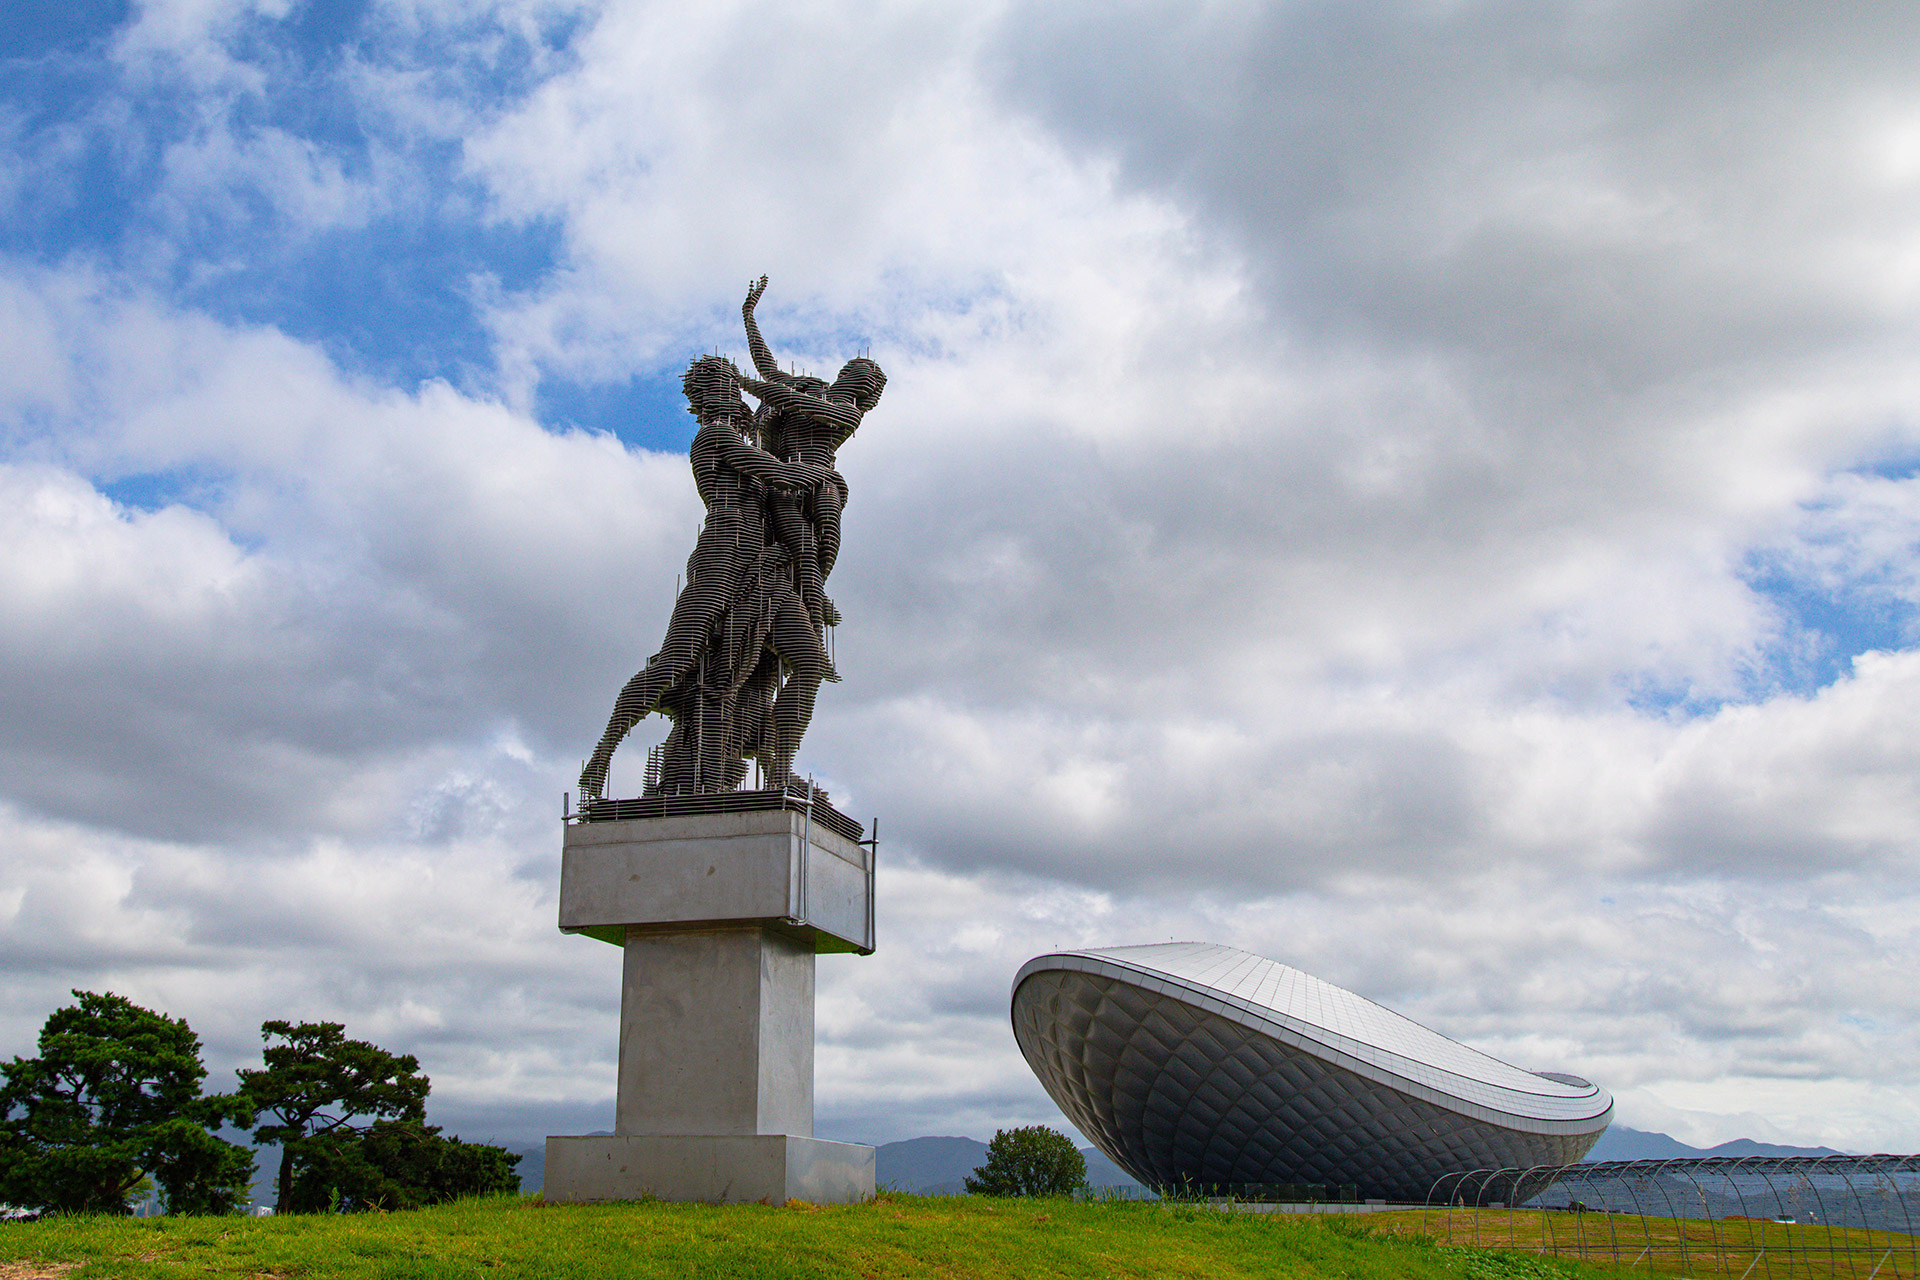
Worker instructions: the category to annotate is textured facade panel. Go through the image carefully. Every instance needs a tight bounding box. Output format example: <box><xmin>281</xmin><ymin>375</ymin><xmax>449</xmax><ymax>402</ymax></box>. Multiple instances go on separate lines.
<box><xmin>1011</xmin><ymin>944</ymin><xmax>1612</xmax><ymax>1202</ymax></box>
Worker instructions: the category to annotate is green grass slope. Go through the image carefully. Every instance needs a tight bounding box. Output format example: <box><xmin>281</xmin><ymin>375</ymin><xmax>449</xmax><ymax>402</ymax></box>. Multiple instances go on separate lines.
<box><xmin>0</xmin><ymin>1194</ymin><xmax>1633</xmax><ymax>1280</ymax></box>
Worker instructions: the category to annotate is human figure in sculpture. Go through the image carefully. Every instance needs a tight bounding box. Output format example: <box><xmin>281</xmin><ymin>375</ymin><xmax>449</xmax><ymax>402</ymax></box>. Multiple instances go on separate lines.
<box><xmin>577</xmin><ymin>356</ymin><xmax>826</xmax><ymax>800</ymax></box>
<box><xmin>740</xmin><ymin>275</ymin><xmax>886</xmax><ymax>633</ymax></box>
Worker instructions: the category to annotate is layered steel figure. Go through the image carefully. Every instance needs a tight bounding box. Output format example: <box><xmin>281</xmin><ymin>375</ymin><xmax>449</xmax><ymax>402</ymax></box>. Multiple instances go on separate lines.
<box><xmin>578</xmin><ymin>278</ymin><xmax>883</xmax><ymax>801</ymax></box>
<box><xmin>1011</xmin><ymin>942</ymin><xmax>1612</xmax><ymax>1201</ymax></box>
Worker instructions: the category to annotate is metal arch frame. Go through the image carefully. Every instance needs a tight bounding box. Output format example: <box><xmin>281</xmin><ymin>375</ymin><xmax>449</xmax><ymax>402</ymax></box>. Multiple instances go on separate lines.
<box><xmin>1829</xmin><ymin>1155</ymin><xmax>1879</xmax><ymax>1279</ymax></box>
<box><xmin>1643</xmin><ymin>1157</ymin><xmax>1691</xmax><ymax>1272</ymax></box>
<box><xmin>1724</xmin><ymin>1153</ymin><xmax>1768</xmax><ymax>1280</ymax></box>
<box><xmin>1752</xmin><ymin>1159</ymin><xmax>1796</xmax><ymax>1276</ymax></box>
<box><xmin>1425</xmin><ymin>1155</ymin><xmax>1920</xmax><ymax>1277</ymax></box>
<box><xmin>1689</xmin><ymin>1158</ymin><xmax>1732</xmax><ymax>1274</ymax></box>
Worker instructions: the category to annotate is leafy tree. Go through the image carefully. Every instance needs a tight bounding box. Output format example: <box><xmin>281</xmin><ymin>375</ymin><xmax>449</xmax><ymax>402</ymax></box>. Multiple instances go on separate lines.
<box><xmin>285</xmin><ymin>1119</ymin><xmax>520</xmax><ymax>1212</ymax></box>
<box><xmin>0</xmin><ymin>991</ymin><xmax>253</xmax><ymax>1215</ymax></box>
<box><xmin>236</xmin><ymin>1021</ymin><xmax>429</xmax><ymax>1213</ymax></box>
<box><xmin>965</xmin><ymin>1126</ymin><xmax>1088</xmax><ymax>1197</ymax></box>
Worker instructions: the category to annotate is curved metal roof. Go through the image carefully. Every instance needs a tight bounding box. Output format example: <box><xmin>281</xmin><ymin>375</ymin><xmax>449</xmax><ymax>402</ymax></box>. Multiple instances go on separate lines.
<box><xmin>1014</xmin><ymin>941</ymin><xmax>1612</xmax><ymax>1129</ymax></box>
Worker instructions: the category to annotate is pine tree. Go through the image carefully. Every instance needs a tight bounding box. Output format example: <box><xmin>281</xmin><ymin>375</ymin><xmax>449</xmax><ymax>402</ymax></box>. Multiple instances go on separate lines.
<box><xmin>0</xmin><ymin>991</ymin><xmax>253</xmax><ymax>1215</ymax></box>
<box><xmin>237</xmin><ymin>1021</ymin><xmax>429</xmax><ymax>1213</ymax></box>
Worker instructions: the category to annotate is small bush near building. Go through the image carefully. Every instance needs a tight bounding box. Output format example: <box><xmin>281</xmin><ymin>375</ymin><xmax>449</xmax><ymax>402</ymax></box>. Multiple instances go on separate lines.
<box><xmin>965</xmin><ymin>1125</ymin><xmax>1088</xmax><ymax>1197</ymax></box>
<box><xmin>287</xmin><ymin>1119</ymin><xmax>521</xmax><ymax>1212</ymax></box>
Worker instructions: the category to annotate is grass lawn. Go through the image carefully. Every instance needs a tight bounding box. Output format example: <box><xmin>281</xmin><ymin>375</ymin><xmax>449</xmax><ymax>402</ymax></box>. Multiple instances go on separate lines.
<box><xmin>0</xmin><ymin>1193</ymin><xmax>1635</xmax><ymax>1280</ymax></box>
<box><xmin>1401</xmin><ymin>1206</ymin><xmax>1920</xmax><ymax>1279</ymax></box>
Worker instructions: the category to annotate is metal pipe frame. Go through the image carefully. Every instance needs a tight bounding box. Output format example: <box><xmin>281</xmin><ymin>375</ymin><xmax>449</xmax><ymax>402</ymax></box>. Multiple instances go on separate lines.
<box><xmin>1425</xmin><ymin>1156</ymin><xmax>1920</xmax><ymax>1278</ymax></box>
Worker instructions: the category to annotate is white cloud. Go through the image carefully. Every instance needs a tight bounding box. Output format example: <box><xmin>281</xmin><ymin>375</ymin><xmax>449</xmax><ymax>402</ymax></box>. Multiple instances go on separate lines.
<box><xmin>0</xmin><ymin>261</ymin><xmax>708</xmax><ymax>840</ymax></box>
<box><xmin>4</xmin><ymin>0</ymin><xmax>1920</xmax><ymax>1159</ymax></box>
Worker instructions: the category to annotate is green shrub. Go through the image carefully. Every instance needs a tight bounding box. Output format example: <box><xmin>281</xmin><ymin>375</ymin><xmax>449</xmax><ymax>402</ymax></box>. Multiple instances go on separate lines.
<box><xmin>965</xmin><ymin>1126</ymin><xmax>1088</xmax><ymax>1197</ymax></box>
<box><xmin>287</xmin><ymin>1119</ymin><xmax>520</xmax><ymax>1212</ymax></box>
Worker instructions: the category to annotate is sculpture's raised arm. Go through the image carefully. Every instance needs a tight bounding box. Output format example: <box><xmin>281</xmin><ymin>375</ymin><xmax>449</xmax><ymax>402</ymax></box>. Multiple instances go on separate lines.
<box><xmin>742</xmin><ymin>275</ymin><xmax>788</xmax><ymax>385</ymax></box>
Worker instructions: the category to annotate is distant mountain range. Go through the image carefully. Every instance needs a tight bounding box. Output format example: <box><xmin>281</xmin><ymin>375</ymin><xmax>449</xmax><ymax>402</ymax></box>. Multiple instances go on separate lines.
<box><xmin>1585</xmin><ymin>1125</ymin><xmax>1841</xmax><ymax>1162</ymax></box>
<box><xmin>511</xmin><ymin>1125</ymin><xmax>1844</xmax><ymax>1195</ymax></box>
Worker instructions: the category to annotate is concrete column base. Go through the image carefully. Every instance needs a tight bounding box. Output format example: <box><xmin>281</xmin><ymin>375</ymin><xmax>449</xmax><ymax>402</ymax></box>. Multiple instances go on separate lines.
<box><xmin>543</xmin><ymin>1134</ymin><xmax>876</xmax><ymax>1205</ymax></box>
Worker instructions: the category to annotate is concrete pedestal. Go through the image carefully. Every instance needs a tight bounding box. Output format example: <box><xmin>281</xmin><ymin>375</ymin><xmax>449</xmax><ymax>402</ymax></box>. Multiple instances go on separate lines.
<box><xmin>544</xmin><ymin>806</ymin><xmax>876</xmax><ymax>1205</ymax></box>
<box><xmin>616</xmin><ymin>925</ymin><xmax>815</xmax><ymax>1136</ymax></box>
<box><xmin>544</xmin><ymin>1134</ymin><xmax>876</xmax><ymax>1206</ymax></box>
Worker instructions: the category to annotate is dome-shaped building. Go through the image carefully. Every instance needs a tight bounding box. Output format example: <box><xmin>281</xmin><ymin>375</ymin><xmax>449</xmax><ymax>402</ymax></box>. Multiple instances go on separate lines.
<box><xmin>1012</xmin><ymin>942</ymin><xmax>1612</xmax><ymax>1202</ymax></box>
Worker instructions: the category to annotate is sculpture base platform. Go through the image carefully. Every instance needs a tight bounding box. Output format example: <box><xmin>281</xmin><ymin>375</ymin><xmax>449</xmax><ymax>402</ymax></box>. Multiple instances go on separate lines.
<box><xmin>547</xmin><ymin>809</ymin><xmax>878</xmax><ymax>1206</ymax></box>
<box><xmin>543</xmin><ymin>1134</ymin><xmax>875</xmax><ymax>1205</ymax></box>
<box><xmin>560</xmin><ymin>806</ymin><xmax>874</xmax><ymax>955</ymax></box>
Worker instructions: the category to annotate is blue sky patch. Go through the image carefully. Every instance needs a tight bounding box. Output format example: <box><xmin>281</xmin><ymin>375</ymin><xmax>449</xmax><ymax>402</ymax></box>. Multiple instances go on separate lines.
<box><xmin>0</xmin><ymin>0</ymin><xmax>597</xmax><ymax>394</ymax></box>
<box><xmin>181</xmin><ymin>211</ymin><xmax>565</xmax><ymax>394</ymax></box>
<box><xmin>1624</xmin><ymin>545</ymin><xmax>1916</xmax><ymax>719</ymax></box>
<box><xmin>536</xmin><ymin>369</ymin><xmax>698</xmax><ymax>455</ymax></box>
<box><xmin>97</xmin><ymin>465</ymin><xmax>231</xmax><ymax>515</ymax></box>
<box><xmin>1</xmin><ymin>0</ymin><xmax>131</xmax><ymax>61</ymax></box>
<box><xmin>1743</xmin><ymin>560</ymin><xmax>1912</xmax><ymax>689</ymax></box>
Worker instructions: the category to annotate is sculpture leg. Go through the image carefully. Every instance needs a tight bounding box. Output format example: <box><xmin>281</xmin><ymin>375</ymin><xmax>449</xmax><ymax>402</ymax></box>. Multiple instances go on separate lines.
<box><xmin>580</xmin><ymin>662</ymin><xmax>679</xmax><ymax>798</ymax></box>
<box><xmin>728</xmin><ymin>658</ymin><xmax>779</xmax><ymax>787</ymax></box>
<box><xmin>814</xmin><ymin>480</ymin><xmax>843</xmax><ymax>585</ymax></box>
<box><xmin>579</xmin><ymin>559</ymin><xmax>742</xmax><ymax>798</ymax></box>
<box><xmin>649</xmin><ymin>688</ymin><xmax>738</xmax><ymax>796</ymax></box>
<box><xmin>769</xmin><ymin>498</ymin><xmax>827</xmax><ymax>632</ymax></box>
<box><xmin>648</xmin><ymin>719</ymin><xmax>693</xmax><ymax>795</ymax></box>
<box><xmin>762</xmin><ymin>589</ymin><xmax>828</xmax><ymax>790</ymax></box>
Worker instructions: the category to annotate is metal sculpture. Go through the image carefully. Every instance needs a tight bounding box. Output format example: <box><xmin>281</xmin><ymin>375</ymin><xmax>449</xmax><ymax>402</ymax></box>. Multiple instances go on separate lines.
<box><xmin>578</xmin><ymin>279</ymin><xmax>884</xmax><ymax>801</ymax></box>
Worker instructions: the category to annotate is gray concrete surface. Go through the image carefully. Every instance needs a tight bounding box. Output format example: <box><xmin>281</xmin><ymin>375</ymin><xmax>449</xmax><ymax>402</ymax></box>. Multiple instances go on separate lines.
<box><xmin>617</xmin><ymin>925</ymin><xmax>814</xmax><ymax>1137</ymax></box>
<box><xmin>550</xmin><ymin>811</ymin><xmax>877</xmax><ymax>1205</ymax></box>
<box><xmin>561</xmin><ymin>809</ymin><xmax>872</xmax><ymax>954</ymax></box>
<box><xmin>543</xmin><ymin>1134</ymin><xmax>876</xmax><ymax>1205</ymax></box>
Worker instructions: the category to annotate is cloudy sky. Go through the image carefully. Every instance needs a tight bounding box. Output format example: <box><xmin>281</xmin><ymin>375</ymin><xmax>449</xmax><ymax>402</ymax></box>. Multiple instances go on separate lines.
<box><xmin>5</xmin><ymin>0</ymin><xmax>1920</xmax><ymax>1161</ymax></box>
